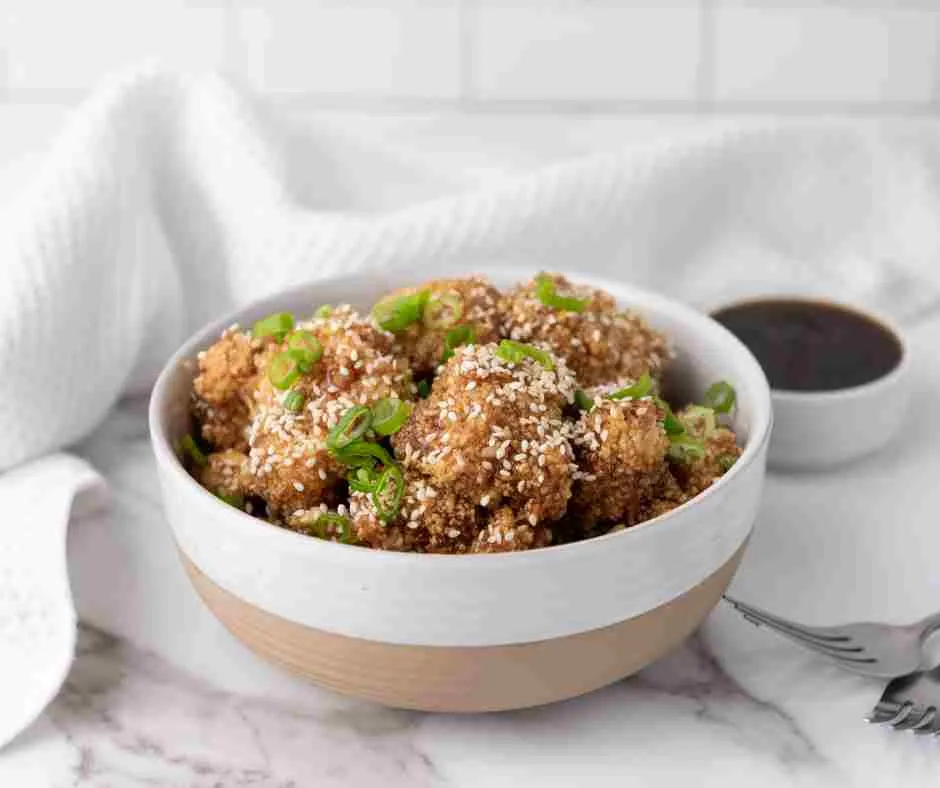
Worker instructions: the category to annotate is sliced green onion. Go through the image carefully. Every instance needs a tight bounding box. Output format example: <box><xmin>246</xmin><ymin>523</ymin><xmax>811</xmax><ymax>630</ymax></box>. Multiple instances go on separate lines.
<box><xmin>717</xmin><ymin>454</ymin><xmax>737</xmax><ymax>472</ymax></box>
<box><xmin>333</xmin><ymin>440</ymin><xmax>396</xmax><ymax>470</ymax></box>
<box><xmin>268</xmin><ymin>351</ymin><xmax>301</xmax><ymax>390</ymax></box>
<box><xmin>679</xmin><ymin>405</ymin><xmax>716</xmax><ymax>437</ymax></box>
<box><xmin>416</xmin><ymin>379</ymin><xmax>431</xmax><ymax>399</ymax></box>
<box><xmin>534</xmin><ymin>274</ymin><xmax>588</xmax><ymax>313</ymax></box>
<box><xmin>348</xmin><ymin>466</ymin><xmax>378</xmax><ymax>493</ymax></box>
<box><xmin>668</xmin><ymin>435</ymin><xmax>707</xmax><ymax>463</ymax></box>
<box><xmin>607</xmin><ymin>372</ymin><xmax>654</xmax><ymax>401</ymax></box>
<box><xmin>327</xmin><ymin>405</ymin><xmax>372</xmax><ymax>451</ymax></box>
<box><xmin>703</xmin><ymin>381</ymin><xmax>736</xmax><ymax>414</ymax></box>
<box><xmin>654</xmin><ymin>397</ymin><xmax>685</xmax><ymax>436</ymax></box>
<box><xmin>441</xmin><ymin>324</ymin><xmax>476</xmax><ymax>363</ymax></box>
<box><xmin>286</xmin><ymin>330</ymin><xmax>323</xmax><ymax>372</ymax></box>
<box><xmin>252</xmin><ymin>312</ymin><xmax>294</xmax><ymax>342</ymax></box>
<box><xmin>371</xmin><ymin>465</ymin><xmax>405</xmax><ymax>522</ymax></box>
<box><xmin>313</xmin><ymin>305</ymin><xmax>333</xmax><ymax>319</ymax></box>
<box><xmin>180</xmin><ymin>434</ymin><xmax>207</xmax><ymax>467</ymax></box>
<box><xmin>372</xmin><ymin>397</ymin><xmax>412</xmax><ymax>436</ymax></box>
<box><xmin>283</xmin><ymin>389</ymin><xmax>305</xmax><ymax>413</ymax></box>
<box><xmin>215</xmin><ymin>490</ymin><xmax>244</xmax><ymax>508</ymax></box>
<box><xmin>574</xmin><ymin>389</ymin><xmax>595</xmax><ymax>411</ymax></box>
<box><xmin>314</xmin><ymin>513</ymin><xmax>355</xmax><ymax>543</ymax></box>
<box><xmin>423</xmin><ymin>291</ymin><xmax>464</xmax><ymax>329</ymax></box>
<box><xmin>372</xmin><ymin>291</ymin><xmax>428</xmax><ymax>333</ymax></box>
<box><xmin>494</xmin><ymin>339</ymin><xmax>555</xmax><ymax>370</ymax></box>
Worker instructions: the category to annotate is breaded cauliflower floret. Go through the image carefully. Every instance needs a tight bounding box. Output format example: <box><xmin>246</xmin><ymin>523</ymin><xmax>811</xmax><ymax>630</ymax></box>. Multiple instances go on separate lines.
<box><xmin>245</xmin><ymin>306</ymin><xmax>414</xmax><ymax>517</ymax></box>
<box><xmin>392</xmin><ymin>343</ymin><xmax>577</xmax><ymax>530</ymax></box>
<box><xmin>471</xmin><ymin>507</ymin><xmax>552</xmax><ymax>553</ymax></box>
<box><xmin>500</xmin><ymin>273</ymin><xmax>671</xmax><ymax>387</ymax></box>
<box><xmin>378</xmin><ymin>276</ymin><xmax>503</xmax><ymax>377</ymax></box>
<box><xmin>670</xmin><ymin>405</ymin><xmax>742</xmax><ymax>498</ymax></box>
<box><xmin>569</xmin><ymin>396</ymin><xmax>670</xmax><ymax>527</ymax></box>
<box><xmin>198</xmin><ymin>450</ymin><xmax>250</xmax><ymax>502</ymax></box>
<box><xmin>192</xmin><ymin>326</ymin><xmax>272</xmax><ymax>452</ymax></box>
<box><xmin>348</xmin><ymin>470</ymin><xmax>479</xmax><ymax>553</ymax></box>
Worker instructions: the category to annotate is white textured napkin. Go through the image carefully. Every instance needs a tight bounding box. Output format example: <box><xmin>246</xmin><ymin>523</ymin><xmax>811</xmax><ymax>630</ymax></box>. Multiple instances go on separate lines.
<box><xmin>3</xmin><ymin>67</ymin><xmax>940</xmax><ymax>748</ymax></box>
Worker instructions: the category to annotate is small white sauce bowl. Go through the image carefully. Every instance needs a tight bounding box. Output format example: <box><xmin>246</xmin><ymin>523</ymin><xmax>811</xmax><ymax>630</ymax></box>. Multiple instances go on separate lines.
<box><xmin>149</xmin><ymin>265</ymin><xmax>773</xmax><ymax>711</ymax></box>
<box><xmin>765</xmin><ymin>310</ymin><xmax>910</xmax><ymax>471</ymax></box>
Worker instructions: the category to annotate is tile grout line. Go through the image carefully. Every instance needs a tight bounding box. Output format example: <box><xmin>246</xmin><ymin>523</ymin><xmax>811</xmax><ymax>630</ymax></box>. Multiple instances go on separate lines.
<box><xmin>696</xmin><ymin>0</ymin><xmax>717</xmax><ymax>113</ymax></box>
<box><xmin>458</xmin><ymin>0</ymin><xmax>475</xmax><ymax>103</ymax></box>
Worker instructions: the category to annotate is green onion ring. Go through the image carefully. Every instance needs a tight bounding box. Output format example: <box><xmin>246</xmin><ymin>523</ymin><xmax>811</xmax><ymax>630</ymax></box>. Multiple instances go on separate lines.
<box><xmin>268</xmin><ymin>351</ymin><xmax>301</xmax><ymax>390</ymax></box>
<box><xmin>371</xmin><ymin>397</ymin><xmax>412</xmax><ymax>436</ymax></box>
<box><xmin>680</xmin><ymin>405</ymin><xmax>716</xmax><ymax>437</ymax></box>
<box><xmin>654</xmin><ymin>397</ymin><xmax>685</xmax><ymax>436</ymax></box>
<box><xmin>215</xmin><ymin>490</ymin><xmax>244</xmax><ymax>508</ymax></box>
<box><xmin>668</xmin><ymin>435</ymin><xmax>707</xmax><ymax>463</ymax></box>
<box><xmin>333</xmin><ymin>440</ymin><xmax>396</xmax><ymax>470</ymax></box>
<box><xmin>534</xmin><ymin>274</ymin><xmax>588</xmax><ymax>313</ymax></box>
<box><xmin>348</xmin><ymin>466</ymin><xmax>379</xmax><ymax>493</ymax></box>
<box><xmin>423</xmin><ymin>291</ymin><xmax>463</xmax><ymax>329</ymax></box>
<box><xmin>717</xmin><ymin>454</ymin><xmax>737</xmax><ymax>472</ymax></box>
<box><xmin>313</xmin><ymin>305</ymin><xmax>333</xmax><ymax>319</ymax></box>
<box><xmin>494</xmin><ymin>339</ymin><xmax>555</xmax><ymax>370</ymax></box>
<box><xmin>607</xmin><ymin>372</ymin><xmax>653</xmax><ymax>401</ymax></box>
<box><xmin>372</xmin><ymin>291</ymin><xmax>428</xmax><ymax>333</ymax></box>
<box><xmin>327</xmin><ymin>406</ymin><xmax>373</xmax><ymax>451</ymax></box>
<box><xmin>283</xmin><ymin>389</ymin><xmax>305</xmax><ymax>413</ymax></box>
<box><xmin>371</xmin><ymin>465</ymin><xmax>405</xmax><ymax>522</ymax></box>
<box><xmin>416</xmin><ymin>379</ymin><xmax>431</xmax><ymax>399</ymax></box>
<box><xmin>252</xmin><ymin>312</ymin><xmax>294</xmax><ymax>342</ymax></box>
<box><xmin>180</xmin><ymin>434</ymin><xmax>208</xmax><ymax>467</ymax></box>
<box><xmin>441</xmin><ymin>324</ymin><xmax>476</xmax><ymax>363</ymax></box>
<box><xmin>286</xmin><ymin>330</ymin><xmax>323</xmax><ymax>371</ymax></box>
<box><xmin>702</xmin><ymin>381</ymin><xmax>736</xmax><ymax>414</ymax></box>
<box><xmin>314</xmin><ymin>513</ymin><xmax>355</xmax><ymax>543</ymax></box>
<box><xmin>574</xmin><ymin>389</ymin><xmax>595</xmax><ymax>411</ymax></box>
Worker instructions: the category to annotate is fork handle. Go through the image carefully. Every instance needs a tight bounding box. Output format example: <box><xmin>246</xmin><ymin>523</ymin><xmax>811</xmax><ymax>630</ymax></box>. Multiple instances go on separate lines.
<box><xmin>921</xmin><ymin>628</ymin><xmax>940</xmax><ymax>671</ymax></box>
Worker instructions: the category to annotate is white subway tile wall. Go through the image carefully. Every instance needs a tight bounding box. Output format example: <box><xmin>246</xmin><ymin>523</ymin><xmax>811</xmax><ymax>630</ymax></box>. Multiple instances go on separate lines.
<box><xmin>0</xmin><ymin>0</ymin><xmax>936</xmax><ymax>113</ymax></box>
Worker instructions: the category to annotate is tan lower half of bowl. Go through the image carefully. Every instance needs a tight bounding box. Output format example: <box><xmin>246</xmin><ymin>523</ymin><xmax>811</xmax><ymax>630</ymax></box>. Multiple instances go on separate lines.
<box><xmin>181</xmin><ymin>545</ymin><xmax>744</xmax><ymax>713</ymax></box>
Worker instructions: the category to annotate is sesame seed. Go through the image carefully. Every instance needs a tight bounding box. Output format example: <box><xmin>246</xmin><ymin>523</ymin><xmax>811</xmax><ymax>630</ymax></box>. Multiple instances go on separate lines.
<box><xmin>293</xmin><ymin>482</ymin><xmax>305</xmax><ymax>492</ymax></box>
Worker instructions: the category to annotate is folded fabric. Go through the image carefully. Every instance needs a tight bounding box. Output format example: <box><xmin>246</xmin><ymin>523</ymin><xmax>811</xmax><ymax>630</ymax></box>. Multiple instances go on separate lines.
<box><xmin>2</xmin><ymin>66</ymin><xmax>940</xmax><ymax>747</ymax></box>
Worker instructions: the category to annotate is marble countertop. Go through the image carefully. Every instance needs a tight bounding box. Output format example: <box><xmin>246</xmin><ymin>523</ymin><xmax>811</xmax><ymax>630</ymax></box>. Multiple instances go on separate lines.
<box><xmin>3</xmin><ymin>106</ymin><xmax>940</xmax><ymax>787</ymax></box>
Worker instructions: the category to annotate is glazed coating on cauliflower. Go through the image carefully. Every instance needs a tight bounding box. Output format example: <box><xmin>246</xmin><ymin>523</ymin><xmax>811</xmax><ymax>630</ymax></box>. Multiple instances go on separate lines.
<box><xmin>569</xmin><ymin>396</ymin><xmax>671</xmax><ymax>527</ymax></box>
<box><xmin>192</xmin><ymin>327</ymin><xmax>272</xmax><ymax>452</ymax></box>
<box><xmin>198</xmin><ymin>450</ymin><xmax>250</xmax><ymax>502</ymax></box>
<box><xmin>392</xmin><ymin>343</ymin><xmax>577</xmax><ymax>530</ymax></box>
<box><xmin>379</xmin><ymin>276</ymin><xmax>503</xmax><ymax>377</ymax></box>
<box><xmin>501</xmin><ymin>273</ymin><xmax>671</xmax><ymax>387</ymax></box>
<box><xmin>244</xmin><ymin>306</ymin><xmax>414</xmax><ymax>516</ymax></box>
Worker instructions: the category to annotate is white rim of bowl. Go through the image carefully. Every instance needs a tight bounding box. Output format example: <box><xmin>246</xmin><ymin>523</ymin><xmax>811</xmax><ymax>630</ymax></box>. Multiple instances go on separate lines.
<box><xmin>149</xmin><ymin>265</ymin><xmax>773</xmax><ymax>565</ymax></box>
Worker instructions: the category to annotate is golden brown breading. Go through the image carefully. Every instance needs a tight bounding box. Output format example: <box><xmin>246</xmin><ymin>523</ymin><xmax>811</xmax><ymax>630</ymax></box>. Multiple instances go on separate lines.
<box><xmin>198</xmin><ymin>450</ymin><xmax>250</xmax><ymax>501</ymax></box>
<box><xmin>471</xmin><ymin>507</ymin><xmax>552</xmax><ymax>553</ymax></box>
<box><xmin>380</xmin><ymin>276</ymin><xmax>503</xmax><ymax>377</ymax></box>
<box><xmin>569</xmin><ymin>396</ymin><xmax>671</xmax><ymax>526</ymax></box>
<box><xmin>670</xmin><ymin>405</ymin><xmax>742</xmax><ymax>498</ymax></box>
<box><xmin>192</xmin><ymin>327</ymin><xmax>272</xmax><ymax>452</ymax></box>
<box><xmin>348</xmin><ymin>470</ymin><xmax>480</xmax><ymax>553</ymax></box>
<box><xmin>244</xmin><ymin>306</ymin><xmax>414</xmax><ymax>517</ymax></box>
<box><xmin>500</xmin><ymin>273</ymin><xmax>671</xmax><ymax>387</ymax></box>
<box><xmin>392</xmin><ymin>343</ymin><xmax>577</xmax><ymax>530</ymax></box>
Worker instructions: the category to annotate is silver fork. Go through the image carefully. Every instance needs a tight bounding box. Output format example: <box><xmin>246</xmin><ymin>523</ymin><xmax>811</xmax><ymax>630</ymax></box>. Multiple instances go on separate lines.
<box><xmin>723</xmin><ymin>596</ymin><xmax>940</xmax><ymax>679</ymax></box>
<box><xmin>867</xmin><ymin>670</ymin><xmax>940</xmax><ymax>733</ymax></box>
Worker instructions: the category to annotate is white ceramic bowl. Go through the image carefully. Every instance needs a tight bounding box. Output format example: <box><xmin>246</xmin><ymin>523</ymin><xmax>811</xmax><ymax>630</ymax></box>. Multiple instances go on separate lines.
<box><xmin>149</xmin><ymin>266</ymin><xmax>772</xmax><ymax>712</ymax></box>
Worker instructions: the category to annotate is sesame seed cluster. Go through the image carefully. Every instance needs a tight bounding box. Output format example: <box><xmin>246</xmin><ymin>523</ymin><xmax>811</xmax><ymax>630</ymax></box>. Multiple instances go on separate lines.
<box><xmin>188</xmin><ymin>273</ymin><xmax>741</xmax><ymax>553</ymax></box>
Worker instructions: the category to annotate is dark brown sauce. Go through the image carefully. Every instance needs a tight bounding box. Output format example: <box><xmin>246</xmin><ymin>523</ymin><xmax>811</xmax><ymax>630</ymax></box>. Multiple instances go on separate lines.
<box><xmin>711</xmin><ymin>299</ymin><xmax>902</xmax><ymax>392</ymax></box>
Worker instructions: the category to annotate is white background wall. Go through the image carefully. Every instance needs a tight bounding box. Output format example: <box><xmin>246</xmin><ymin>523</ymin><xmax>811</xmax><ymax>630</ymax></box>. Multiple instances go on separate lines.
<box><xmin>0</xmin><ymin>1</ymin><xmax>937</xmax><ymax>114</ymax></box>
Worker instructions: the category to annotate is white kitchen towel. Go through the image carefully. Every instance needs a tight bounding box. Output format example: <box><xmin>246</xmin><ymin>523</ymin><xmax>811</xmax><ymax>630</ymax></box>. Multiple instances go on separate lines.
<box><xmin>3</xmin><ymin>66</ymin><xmax>940</xmax><ymax>747</ymax></box>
